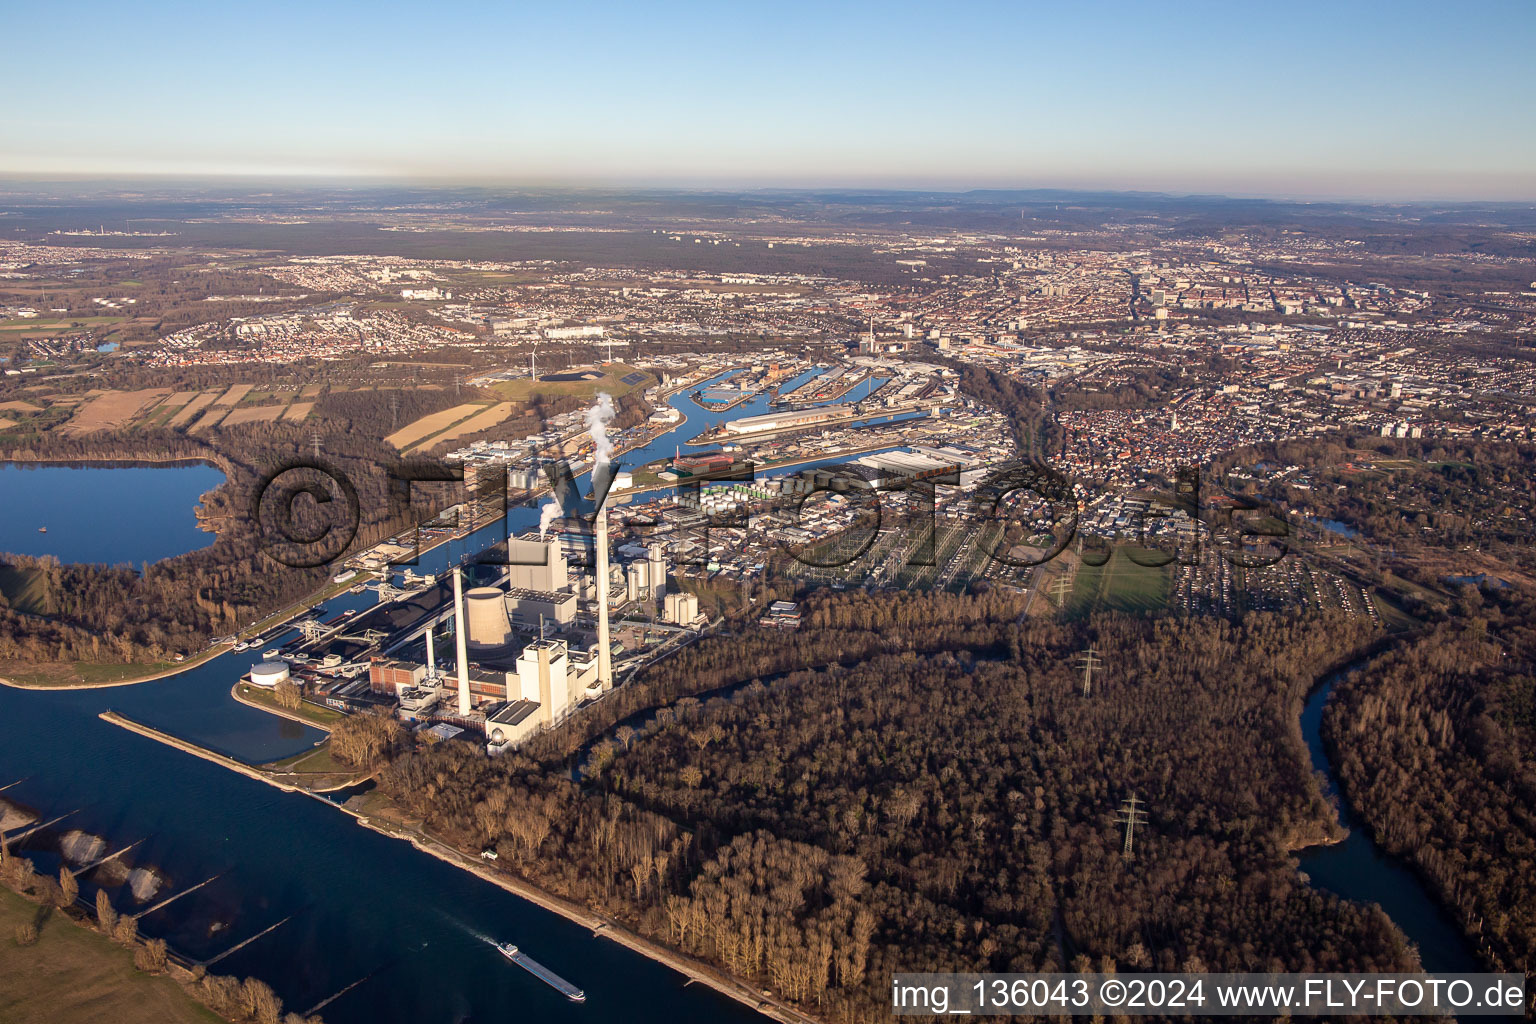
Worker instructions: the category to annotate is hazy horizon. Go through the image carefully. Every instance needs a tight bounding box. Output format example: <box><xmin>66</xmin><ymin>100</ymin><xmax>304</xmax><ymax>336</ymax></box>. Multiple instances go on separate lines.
<box><xmin>0</xmin><ymin>170</ymin><xmax>1533</xmax><ymax>206</ymax></box>
<box><xmin>4</xmin><ymin>0</ymin><xmax>1534</xmax><ymax>202</ymax></box>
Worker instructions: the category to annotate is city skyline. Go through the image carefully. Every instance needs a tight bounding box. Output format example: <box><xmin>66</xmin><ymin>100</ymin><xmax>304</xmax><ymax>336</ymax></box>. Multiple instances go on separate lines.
<box><xmin>4</xmin><ymin>0</ymin><xmax>1535</xmax><ymax>200</ymax></box>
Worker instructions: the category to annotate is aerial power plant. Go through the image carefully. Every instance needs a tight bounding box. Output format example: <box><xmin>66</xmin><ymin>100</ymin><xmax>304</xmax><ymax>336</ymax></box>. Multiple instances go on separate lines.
<box><xmin>244</xmin><ymin>392</ymin><xmax>688</xmax><ymax>755</ymax></box>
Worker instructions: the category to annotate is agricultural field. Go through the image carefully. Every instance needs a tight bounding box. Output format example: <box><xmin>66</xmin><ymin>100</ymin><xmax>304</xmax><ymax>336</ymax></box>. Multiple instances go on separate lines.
<box><xmin>0</xmin><ymin>400</ymin><xmax>43</xmax><ymax>415</ymax></box>
<box><xmin>59</xmin><ymin>389</ymin><xmax>172</xmax><ymax>435</ymax></box>
<box><xmin>385</xmin><ymin>401</ymin><xmax>487</xmax><ymax>450</ymax></box>
<box><xmin>0</xmin><ymin>315</ymin><xmax>127</xmax><ymax>336</ymax></box>
<box><xmin>188</xmin><ymin>406</ymin><xmax>228</xmax><ymax>432</ymax></box>
<box><xmin>422</xmin><ymin>400</ymin><xmax>515</xmax><ymax>448</ymax></box>
<box><xmin>211</xmin><ymin>383</ymin><xmax>254</xmax><ymax>406</ymax></box>
<box><xmin>166</xmin><ymin>391</ymin><xmax>220</xmax><ymax>428</ymax></box>
<box><xmin>218</xmin><ymin>404</ymin><xmax>286</xmax><ymax>426</ymax></box>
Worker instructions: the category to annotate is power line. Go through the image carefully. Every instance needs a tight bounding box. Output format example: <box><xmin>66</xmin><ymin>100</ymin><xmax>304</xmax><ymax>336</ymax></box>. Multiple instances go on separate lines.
<box><xmin>1077</xmin><ymin>646</ymin><xmax>1102</xmax><ymax>697</ymax></box>
<box><xmin>1115</xmin><ymin>793</ymin><xmax>1148</xmax><ymax>858</ymax></box>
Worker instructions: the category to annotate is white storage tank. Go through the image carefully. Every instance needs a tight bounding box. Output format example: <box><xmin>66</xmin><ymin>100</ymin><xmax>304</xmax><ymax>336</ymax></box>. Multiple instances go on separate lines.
<box><xmin>250</xmin><ymin>661</ymin><xmax>290</xmax><ymax>687</ymax></box>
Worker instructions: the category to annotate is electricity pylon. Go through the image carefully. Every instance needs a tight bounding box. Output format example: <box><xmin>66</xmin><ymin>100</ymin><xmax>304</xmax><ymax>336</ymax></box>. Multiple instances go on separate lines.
<box><xmin>1078</xmin><ymin>646</ymin><xmax>1102</xmax><ymax>697</ymax></box>
<box><xmin>1115</xmin><ymin>793</ymin><xmax>1148</xmax><ymax>858</ymax></box>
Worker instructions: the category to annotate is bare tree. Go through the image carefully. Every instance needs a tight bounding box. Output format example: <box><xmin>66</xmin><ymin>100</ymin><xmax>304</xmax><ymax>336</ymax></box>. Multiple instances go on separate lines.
<box><xmin>134</xmin><ymin>938</ymin><xmax>168</xmax><ymax>973</ymax></box>
<box><xmin>113</xmin><ymin>915</ymin><xmax>137</xmax><ymax>947</ymax></box>
<box><xmin>273</xmin><ymin>679</ymin><xmax>303</xmax><ymax>711</ymax></box>
<box><xmin>95</xmin><ymin>889</ymin><xmax>117</xmax><ymax>933</ymax></box>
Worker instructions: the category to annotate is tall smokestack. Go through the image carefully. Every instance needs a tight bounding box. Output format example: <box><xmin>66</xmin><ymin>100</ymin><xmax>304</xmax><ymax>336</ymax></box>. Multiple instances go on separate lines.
<box><xmin>584</xmin><ymin>391</ymin><xmax>618</xmax><ymax>693</ymax></box>
<box><xmin>452</xmin><ymin>567</ymin><xmax>471</xmax><ymax>714</ymax></box>
<box><xmin>595</xmin><ymin>506</ymin><xmax>613</xmax><ymax>692</ymax></box>
<box><xmin>425</xmin><ymin>624</ymin><xmax>436</xmax><ymax>679</ymax></box>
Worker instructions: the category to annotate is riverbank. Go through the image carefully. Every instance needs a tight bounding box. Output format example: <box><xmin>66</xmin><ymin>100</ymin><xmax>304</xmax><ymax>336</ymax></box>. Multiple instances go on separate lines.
<box><xmin>1</xmin><ymin>538</ymin><xmax>376</xmax><ymax>691</ymax></box>
<box><xmin>0</xmin><ymin>887</ymin><xmax>224</xmax><ymax>1024</ymax></box>
<box><xmin>0</xmin><ymin>451</ymin><xmax>237</xmax><ymax>480</ymax></box>
<box><xmin>99</xmin><ymin>712</ymin><xmax>311</xmax><ymax>792</ymax></box>
<box><xmin>99</xmin><ymin>710</ymin><xmax>367</xmax><ymax>795</ymax></box>
<box><xmin>342</xmin><ymin>800</ymin><xmax>819</xmax><ymax>1024</ymax></box>
<box><xmin>0</xmin><ymin>649</ymin><xmax>222</xmax><ymax>691</ymax></box>
<box><xmin>610</xmin><ymin>439</ymin><xmax>912</xmax><ymax>505</ymax></box>
<box><xmin>92</xmin><ymin>708</ymin><xmax>815</xmax><ymax>1024</ymax></box>
<box><xmin>1291</xmin><ymin>629</ymin><xmax>1482</xmax><ymax>974</ymax></box>
<box><xmin>230</xmin><ymin>682</ymin><xmax>343</xmax><ymax>731</ymax></box>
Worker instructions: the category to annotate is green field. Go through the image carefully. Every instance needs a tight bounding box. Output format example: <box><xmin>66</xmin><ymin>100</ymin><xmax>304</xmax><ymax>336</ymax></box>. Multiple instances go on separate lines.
<box><xmin>0</xmin><ymin>889</ymin><xmax>222</xmax><ymax>1024</ymax></box>
<box><xmin>486</xmin><ymin>363</ymin><xmax>653</xmax><ymax>403</ymax></box>
<box><xmin>0</xmin><ymin>660</ymin><xmax>181</xmax><ymax>688</ymax></box>
<box><xmin>1062</xmin><ymin>548</ymin><xmax>1172</xmax><ymax>617</ymax></box>
<box><xmin>0</xmin><ymin>316</ymin><xmax>128</xmax><ymax>334</ymax></box>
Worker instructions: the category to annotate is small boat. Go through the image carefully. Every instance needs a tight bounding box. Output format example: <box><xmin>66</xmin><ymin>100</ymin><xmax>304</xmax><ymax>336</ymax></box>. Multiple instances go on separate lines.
<box><xmin>496</xmin><ymin>942</ymin><xmax>585</xmax><ymax>1003</ymax></box>
<box><xmin>233</xmin><ymin>641</ymin><xmax>250</xmax><ymax>652</ymax></box>
<box><xmin>37</xmin><ymin>526</ymin><xmax>47</xmax><ymax>533</ymax></box>
<box><xmin>262</xmin><ymin>648</ymin><xmax>281</xmax><ymax>660</ymax></box>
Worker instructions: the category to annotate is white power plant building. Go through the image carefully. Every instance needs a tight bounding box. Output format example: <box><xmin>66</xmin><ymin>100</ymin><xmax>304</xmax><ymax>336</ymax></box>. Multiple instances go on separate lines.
<box><xmin>249</xmin><ymin>661</ymin><xmax>290</xmax><ymax>687</ymax></box>
<box><xmin>516</xmin><ymin>638</ymin><xmax>571</xmax><ymax>726</ymax></box>
<box><xmin>506</xmin><ymin>536</ymin><xmax>568</xmax><ymax>593</ymax></box>
<box><xmin>622</xmin><ymin>543</ymin><xmax>669</xmax><ymax>605</ymax></box>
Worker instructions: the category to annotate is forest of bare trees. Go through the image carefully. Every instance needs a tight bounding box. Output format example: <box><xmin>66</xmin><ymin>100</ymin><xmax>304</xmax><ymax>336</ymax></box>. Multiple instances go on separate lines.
<box><xmin>372</xmin><ymin>591</ymin><xmax>1419</xmax><ymax>1022</ymax></box>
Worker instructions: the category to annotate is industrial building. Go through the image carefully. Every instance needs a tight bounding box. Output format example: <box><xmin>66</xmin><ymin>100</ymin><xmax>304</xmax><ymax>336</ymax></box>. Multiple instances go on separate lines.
<box><xmin>721</xmin><ymin>408</ymin><xmax>840</xmax><ymax>436</ymax></box>
<box><xmin>663</xmin><ymin>591</ymin><xmax>700</xmax><ymax>625</ymax></box>
<box><xmin>506</xmin><ymin>536</ymin><xmax>569</xmax><ymax>592</ymax></box>
<box><xmin>253</xmin><ymin>506</ymin><xmax>682</xmax><ymax>758</ymax></box>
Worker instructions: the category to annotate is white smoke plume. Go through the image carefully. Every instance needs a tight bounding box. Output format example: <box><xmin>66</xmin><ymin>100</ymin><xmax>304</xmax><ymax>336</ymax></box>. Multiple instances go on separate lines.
<box><xmin>585</xmin><ymin>391</ymin><xmax>617</xmax><ymax>494</ymax></box>
<box><xmin>538</xmin><ymin>500</ymin><xmax>559</xmax><ymax>538</ymax></box>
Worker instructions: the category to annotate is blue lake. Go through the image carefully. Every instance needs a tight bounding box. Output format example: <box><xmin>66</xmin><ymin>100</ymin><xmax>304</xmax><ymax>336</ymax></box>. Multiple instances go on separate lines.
<box><xmin>0</xmin><ymin>461</ymin><xmax>227</xmax><ymax>566</ymax></box>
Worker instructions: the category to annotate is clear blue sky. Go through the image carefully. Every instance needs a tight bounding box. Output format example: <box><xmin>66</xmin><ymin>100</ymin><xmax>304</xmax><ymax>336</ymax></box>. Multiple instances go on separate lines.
<box><xmin>4</xmin><ymin>0</ymin><xmax>1533</xmax><ymax>199</ymax></box>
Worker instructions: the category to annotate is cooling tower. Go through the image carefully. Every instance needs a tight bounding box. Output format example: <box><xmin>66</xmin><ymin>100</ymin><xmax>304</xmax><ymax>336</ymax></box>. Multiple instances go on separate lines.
<box><xmin>464</xmin><ymin>587</ymin><xmax>513</xmax><ymax>647</ymax></box>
